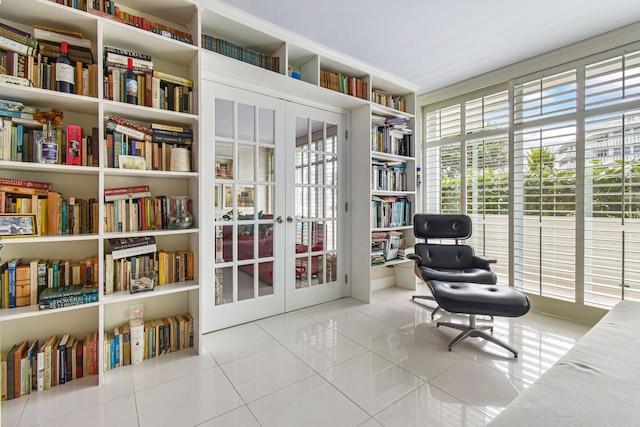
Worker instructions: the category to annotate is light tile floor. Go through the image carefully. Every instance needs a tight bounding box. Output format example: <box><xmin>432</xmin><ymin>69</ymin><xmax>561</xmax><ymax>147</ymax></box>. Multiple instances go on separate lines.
<box><xmin>1</xmin><ymin>286</ymin><xmax>591</xmax><ymax>427</ymax></box>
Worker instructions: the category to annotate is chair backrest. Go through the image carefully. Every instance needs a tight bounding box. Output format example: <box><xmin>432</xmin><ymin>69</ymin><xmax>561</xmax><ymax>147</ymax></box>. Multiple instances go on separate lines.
<box><xmin>414</xmin><ymin>243</ymin><xmax>476</xmax><ymax>269</ymax></box>
<box><xmin>413</xmin><ymin>214</ymin><xmax>472</xmax><ymax>240</ymax></box>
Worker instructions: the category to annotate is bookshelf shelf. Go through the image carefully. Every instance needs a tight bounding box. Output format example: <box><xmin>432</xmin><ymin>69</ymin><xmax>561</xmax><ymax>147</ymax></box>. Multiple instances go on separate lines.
<box><xmin>101</xmin><ymin>101</ymin><xmax>198</xmax><ymax>124</ymax></box>
<box><xmin>0</xmin><ymin>300</ymin><xmax>99</xmax><ymax>322</ymax></box>
<box><xmin>371</xmin><ymin>104</ymin><xmax>415</xmax><ymax>120</ymax></box>
<box><xmin>373</xmin><ymin>257</ymin><xmax>413</xmax><ymax>268</ymax></box>
<box><xmin>0</xmin><ymin>84</ymin><xmax>101</xmax><ymax>113</ymax></box>
<box><xmin>102</xmin><ymin>168</ymin><xmax>198</xmax><ymax>180</ymax></box>
<box><xmin>102</xmin><ymin>281</ymin><xmax>198</xmax><ymax>305</ymax></box>
<box><xmin>0</xmin><ymin>161</ymin><xmax>99</xmax><ymax>175</ymax></box>
<box><xmin>0</xmin><ymin>235</ymin><xmax>99</xmax><ymax>245</ymax></box>
<box><xmin>101</xmin><ymin>20</ymin><xmax>198</xmax><ymax>66</ymax></box>
<box><xmin>372</xmin><ymin>225</ymin><xmax>414</xmax><ymax>232</ymax></box>
<box><xmin>103</xmin><ymin>229</ymin><xmax>198</xmax><ymax>239</ymax></box>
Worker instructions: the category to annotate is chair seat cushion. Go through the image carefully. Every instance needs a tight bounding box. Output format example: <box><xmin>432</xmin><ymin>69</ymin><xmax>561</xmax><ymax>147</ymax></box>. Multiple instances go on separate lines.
<box><xmin>429</xmin><ymin>280</ymin><xmax>530</xmax><ymax>317</ymax></box>
<box><xmin>419</xmin><ymin>266</ymin><xmax>496</xmax><ymax>284</ymax></box>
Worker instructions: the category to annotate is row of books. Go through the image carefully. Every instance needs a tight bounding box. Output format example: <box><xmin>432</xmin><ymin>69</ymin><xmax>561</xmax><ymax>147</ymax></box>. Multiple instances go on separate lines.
<box><xmin>104</xmin><ymin>313</ymin><xmax>194</xmax><ymax>372</ymax></box>
<box><xmin>103</xmin><ymin>193</ymin><xmax>191</xmax><ymax>233</ymax></box>
<box><xmin>371</xmin><ymin>231</ymin><xmax>403</xmax><ymax>265</ymax></box>
<box><xmin>0</xmin><ymin>22</ymin><xmax>99</xmax><ymax>95</ymax></box>
<box><xmin>372</xmin><ymin>160</ymin><xmax>408</xmax><ymax>192</ymax></box>
<box><xmin>46</xmin><ymin>193</ymin><xmax>100</xmax><ymax>236</ymax></box>
<box><xmin>103</xmin><ymin>67</ymin><xmax>194</xmax><ymax>113</ymax></box>
<box><xmin>0</xmin><ymin>257</ymin><xmax>99</xmax><ymax>309</ymax></box>
<box><xmin>0</xmin><ymin>114</ymin><xmax>99</xmax><ymax>167</ymax></box>
<box><xmin>0</xmin><ymin>184</ymin><xmax>99</xmax><ymax>237</ymax></box>
<box><xmin>104</xmin><ymin>116</ymin><xmax>193</xmax><ymax>171</ymax></box>
<box><xmin>83</xmin><ymin>1</ymin><xmax>193</xmax><ymax>44</ymax></box>
<box><xmin>1</xmin><ymin>331</ymin><xmax>99</xmax><ymax>400</ymax></box>
<box><xmin>371</xmin><ymin>116</ymin><xmax>413</xmax><ymax>157</ymax></box>
<box><xmin>320</xmin><ymin>69</ymin><xmax>368</xmax><ymax>100</ymax></box>
<box><xmin>201</xmin><ymin>33</ymin><xmax>280</xmax><ymax>73</ymax></box>
<box><xmin>372</xmin><ymin>89</ymin><xmax>408</xmax><ymax>112</ymax></box>
<box><xmin>104</xmin><ymin>248</ymin><xmax>194</xmax><ymax>294</ymax></box>
<box><xmin>371</xmin><ymin>196</ymin><xmax>412</xmax><ymax>229</ymax></box>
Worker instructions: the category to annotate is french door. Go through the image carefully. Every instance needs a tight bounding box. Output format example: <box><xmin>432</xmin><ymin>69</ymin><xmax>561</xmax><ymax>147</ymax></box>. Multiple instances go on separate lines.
<box><xmin>285</xmin><ymin>103</ymin><xmax>346</xmax><ymax>311</ymax></box>
<box><xmin>201</xmin><ymin>81</ymin><xmax>346</xmax><ymax>331</ymax></box>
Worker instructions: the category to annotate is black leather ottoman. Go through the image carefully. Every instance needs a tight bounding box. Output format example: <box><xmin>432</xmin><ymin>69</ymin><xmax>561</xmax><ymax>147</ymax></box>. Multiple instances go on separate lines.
<box><xmin>428</xmin><ymin>280</ymin><xmax>531</xmax><ymax>357</ymax></box>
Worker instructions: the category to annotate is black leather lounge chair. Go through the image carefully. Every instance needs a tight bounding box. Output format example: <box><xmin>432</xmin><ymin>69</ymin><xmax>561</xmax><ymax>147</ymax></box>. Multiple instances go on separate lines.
<box><xmin>408</xmin><ymin>214</ymin><xmax>530</xmax><ymax>357</ymax></box>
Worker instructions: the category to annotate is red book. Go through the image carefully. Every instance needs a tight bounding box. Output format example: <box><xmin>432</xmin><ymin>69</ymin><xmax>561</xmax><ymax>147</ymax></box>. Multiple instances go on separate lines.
<box><xmin>104</xmin><ymin>186</ymin><xmax>149</xmax><ymax>195</ymax></box>
<box><xmin>75</xmin><ymin>339</ymin><xmax>84</xmax><ymax>378</ymax></box>
<box><xmin>66</xmin><ymin>125</ymin><xmax>83</xmax><ymax>166</ymax></box>
<box><xmin>0</xmin><ymin>178</ymin><xmax>51</xmax><ymax>190</ymax></box>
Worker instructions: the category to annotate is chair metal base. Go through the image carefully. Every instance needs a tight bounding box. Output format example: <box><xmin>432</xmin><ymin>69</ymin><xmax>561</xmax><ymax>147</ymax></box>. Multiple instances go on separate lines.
<box><xmin>437</xmin><ymin>314</ymin><xmax>518</xmax><ymax>358</ymax></box>
<box><xmin>411</xmin><ymin>295</ymin><xmax>441</xmax><ymax>319</ymax></box>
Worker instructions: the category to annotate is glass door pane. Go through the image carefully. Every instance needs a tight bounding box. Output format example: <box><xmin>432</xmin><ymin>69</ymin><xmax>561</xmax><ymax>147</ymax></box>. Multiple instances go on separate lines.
<box><xmin>205</xmin><ymin>81</ymin><xmax>285</xmax><ymax>331</ymax></box>
<box><xmin>286</xmin><ymin>105</ymin><xmax>346</xmax><ymax>310</ymax></box>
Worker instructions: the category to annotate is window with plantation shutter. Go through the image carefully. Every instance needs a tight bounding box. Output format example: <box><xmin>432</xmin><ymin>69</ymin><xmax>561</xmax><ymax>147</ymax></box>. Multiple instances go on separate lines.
<box><xmin>425</xmin><ymin>104</ymin><xmax>461</xmax><ymax>142</ymax></box>
<box><xmin>466</xmin><ymin>135</ymin><xmax>510</xmax><ymax>282</ymax></box>
<box><xmin>513</xmin><ymin>121</ymin><xmax>577</xmax><ymax>300</ymax></box>
<box><xmin>585</xmin><ymin>51</ymin><xmax>640</xmax><ymax>110</ymax></box>
<box><xmin>423</xmin><ymin>42</ymin><xmax>640</xmax><ymax>317</ymax></box>
<box><xmin>425</xmin><ymin>144</ymin><xmax>462</xmax><ymax>213</ymax></box>
<box><xmin>584</xmin><ymin>111</ymin><xmax>640</xmax><ymax>308</ymax></box>
<box><xmin>465</xmin><ymin>91</ymin><xmax>509</xmax><ymax>134</ymax></box>
<box><xmin>424</xmin><ymin>89</ymin><xmax>510</xmax><ymax>269</ymax></box>
<box><xmin>513</xmin><ymin>70</ymin><xmax>577</xmax><ymax>124</ymax></box>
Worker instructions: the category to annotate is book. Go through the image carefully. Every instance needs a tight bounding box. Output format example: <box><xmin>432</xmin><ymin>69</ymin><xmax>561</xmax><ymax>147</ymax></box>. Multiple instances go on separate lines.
<box><xmin>12</xmin><ymin>340</ymin><xmax>28</xmax><ymax>399</ymax></box>
<box><xmin>108</xmin><ymin>236</ymin><xmax>157</xmax><ymax>259</ymax></box>
<box><xmin>58</xmin><ymin>334</ymin><xmax>69</xmax><ymax>385</ymax></box>
<box><xmin>130</xmin><ymin>318</ymin><xmax>144</xmax><ymax>365</ymax></box>
<box><xmin>67</xmin><ymin>336</ymin><xmax>75</xmax><ymax>382</ymax></box>
<box><xmin>0</xmin><ymin>178</ymin><xmax>51</xmax><ymax>191</ymax></box>
<box><xmin>0</xmin><ymin>33</ymin><xmax>35</xmax><ymax>56</ymax></box>
<box><xmin>38</xmin><ymin>292</ymin><xmax>99</xmax><ymax>310</ymax></box>
<box><xmin>33</xmin><ymin>27</ymin><xmax>92</xmax><ymax>49</ymax></box>
<box><xmin>6</xmin><ymin>344</ymin><xmax>17</xmax><ymax>400</ymax></box>
<box><xmin>122</xmin><ymin>323</ymin><xmax>131</xmax><ymax>366</ymax></box>
<box><xmin>36</xmin><ymin>341</ymin><xmax>45</xmax><ymax>391</ymax></box>
<box><xmin>75</xmin><ymin>338</ymin><xmax>83</xmax><ymax>379</ymax></box>
<box><xmin>106</xmin><ymin>117</ymin><xmax>152</xmax><ymax>142</ymax></box>
<box><xmin>15</xmin><ymin>264</ymin><xmax>30</xmax><ymax>307</ymax></box>
<box><xmin>26</xmin><ymin>339</ymin><xmax>38</xmax><ymax>393</ymax></box>
<box><xmin>0</xmin><ymin>22</ymin><xmax>35</xmax><ymax>47</ymax></box>
<box><xmin>38</xmin><ymin>284</ymin><xmax>99</xmax><ymax>301</ymax></box>
<box><xmin>104</xmin><ymin>46</ymin><xmax>152</xmax><ymax>61</ymax></box>
<box><xmin>0</xmin><ymin>184</ymin><xmax>48</xmax><ymax>197</ymax></box>
<box><xmin>41</xmin><ymin>337</ymin><xmax>54</xmax><ymax>390</ymax></box>
<box><xmin>7</xmin><ymin>259</ymin><xmax>22</xmax><ymax>308</ymax></box>
<box><xmin>66</xmin><ymin>124</ymin><xmax>82</xmax><ymax>166</ymax></box>
<box><xmin>103</xmin><ymin>185</ymin><xmax>151</xmax><ymax>201</ymax></box>
<box><xmin>105</xmin><ymin>52</ymin><xmax>153</xmax><ymax>71</ymax></box>
<box><xmin>0</xmin><ymin>109</ymin><xmax>34</xmax><ymax>119</ymax></box>
<box><xmin>1</xmin><ymin>352</ymin><xmax>7</xmax><ymax>400</ymax></box>
<box><xmin>104</xmin><ymin>253</ymin><xmax>114</xmax><ymax>295</ymax></box>
<box><xmin>36</xmin><ymin>259</ymin><xmax>48</xmax><ymax>298</ymax></box>
<box><xmin>152</xmin><ymin>70</ymin><xmax>193</xmax><ymax>88</ymax></box>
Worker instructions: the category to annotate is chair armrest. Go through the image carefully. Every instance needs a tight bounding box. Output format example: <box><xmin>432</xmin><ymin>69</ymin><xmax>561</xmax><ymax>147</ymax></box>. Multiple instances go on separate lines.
<box><xmin>473</xmin><ymin>255</ymin><xmax>497</xmax><ymax>269</ymax></box>
<box><xmin>407</xmin><ymin>253</ymin><xmax>422</xmax><ymax>266</ymax></box>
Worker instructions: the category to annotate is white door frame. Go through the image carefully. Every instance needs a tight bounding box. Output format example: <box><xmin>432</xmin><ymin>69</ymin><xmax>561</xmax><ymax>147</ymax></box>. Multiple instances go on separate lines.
<box><xmin>284</xmin><ymin>102</ymin><xmax>347</xmax><ymax>311</ymax></box>
<box><xmin>201</xmin><ymin>79</ymin><xmax>349</xmax><ymax>332</ymax></box>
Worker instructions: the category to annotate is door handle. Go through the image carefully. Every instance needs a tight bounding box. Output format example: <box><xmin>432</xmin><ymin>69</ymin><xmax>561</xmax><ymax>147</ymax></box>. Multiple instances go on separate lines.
<box><xmin>275</xmin><ymin>216</ymin><xmax>283</xmax><ymax>224</ymax></box>
<box><xmin>287</xmin><ymin>216</ymin><xmax>294</xmax><ymax>223</ymax></box>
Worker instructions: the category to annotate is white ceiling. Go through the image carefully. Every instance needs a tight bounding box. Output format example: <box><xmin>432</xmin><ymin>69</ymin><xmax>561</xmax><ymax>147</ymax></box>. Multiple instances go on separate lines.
<box><xmin>217</xmin><ymin>0</ymin><xmax>640</xmax><ymax>96</ymax></box>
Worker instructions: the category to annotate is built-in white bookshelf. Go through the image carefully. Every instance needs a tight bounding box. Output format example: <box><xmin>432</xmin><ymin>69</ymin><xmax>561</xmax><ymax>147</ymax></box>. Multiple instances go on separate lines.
<box><xmin>0</xmin><ymin>0</ymin><xmax>417</xmax><ymax>402</ymax></box>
